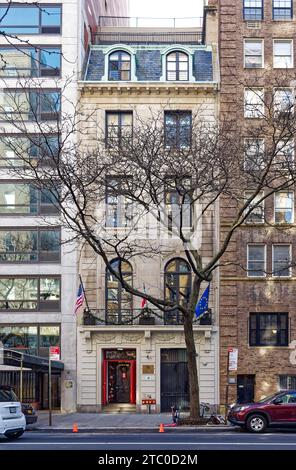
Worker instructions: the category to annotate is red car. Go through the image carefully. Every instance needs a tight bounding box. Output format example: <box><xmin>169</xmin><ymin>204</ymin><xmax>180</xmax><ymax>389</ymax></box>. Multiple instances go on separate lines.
<box><xmin>228</xmin><ymin>390</ymin><xmax>296</xmax><ymax>432</ymax></box>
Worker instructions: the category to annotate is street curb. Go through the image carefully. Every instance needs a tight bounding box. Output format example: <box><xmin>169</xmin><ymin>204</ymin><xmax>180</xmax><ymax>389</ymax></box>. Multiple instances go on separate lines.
<box><xmin>27</xmin><ymin>426</ymin><xmax>235</xmax><ymax>434</ymax></box>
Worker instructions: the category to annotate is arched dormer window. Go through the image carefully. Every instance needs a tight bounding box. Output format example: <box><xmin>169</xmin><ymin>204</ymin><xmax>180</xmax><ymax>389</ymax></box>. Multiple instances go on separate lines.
<box><xmin>166</xmin><ymin>51</ymin><xmax>189</xmax><ymax>81</ymax></box>
<box><xmin>108</xmin><ymin>50</ymin><xmax>131</xmax><ymax>81</ymax></box>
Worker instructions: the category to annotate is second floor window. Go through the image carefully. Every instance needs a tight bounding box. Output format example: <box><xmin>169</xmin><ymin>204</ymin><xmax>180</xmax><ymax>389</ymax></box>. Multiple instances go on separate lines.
<box><xmin>274</xmin><ymin>191</ymin><xmax>294</xmax><ymax>223</ymax></box>
<box><xmin>243</xmin><ymin>0</ymin><xmax>263</xmax><ymax>20</ymax></box>
<box><xmin>105</xmin><ymin>177</ymin><xmax>133</xmax><ymax>228</ymax></box>
<box><xmin>275</xmin><ymin>139</ymin><xmax>294</xmax><ymax>169</ymax></box>
<box><xmin>249</xmin><ymin>312</ymin><xmax>288</xmax><ymax>346</ymax></box>
<box><xmin>244</xmin><ymin>88</ymin><xmax>264</xmax><ymax>118</ymax></box>
<box><xmin>274</xmin><ymin>88</ymin><xmax>294</xmax><ymax>115</ymax></box>
<box><xmin>272</xmin><ymin>244</ymin><xmax>291</xmax><ymax>277</ymax></box>
<box><xmin>106</xmin><ymin>111</ymin><xmax>132</xmax><ymax>147</ymax></box>
<box><xmin>247</xmin><ymin>244</ymin><xmax>266</xmax><ymax>277</ymax></box>
<box><xmin>166</xmin><ymin>51</ymin><xmax>189</xmax><ymax>81</ymax></box>
<box><xmin>0</xmin><ymin>90</ymin><xmax>61</xmax><ymax>121</ymax></box>
<box><xmin>244</xmin><ymin>40</ymin><xmax>264</xmax><ymax>68</ymax></box>
<box><xmin>0</xmin><ymin>276</ymin><xmax>61</xmax><ymax>311</ymax></box>
<box><xmin>244</xmin><ymin>191</ymin><xmax>264</xmax><ymax>223</ymax></box>
<box><xmin>106</xmin><ymin>259</ymin><xmax>133</xmax><ymax>324</ymax></box>
<box><xmin>244</xmin><ymin>138</ymin><xmax>265</xmax><ymax>171</ymax></box>
<box><xmin>0</xmin><ymin>228</ymin><xmax>61</xmax><ymax>262</ymax></box>
<box><xmin>164</xmin><ymin>111</ymin><xmax>191</xmax><ymax>148</ymax></box>
<box><xmin>0</xmin><ymin>47</ymin><xmax>61</xmax><ymax>78</ymax></box>
<box><xmin>273</xmin><ymin>40</ymin><xmax>293</xmax><ymax>68</ymax></box>
<box><xmin>108</xmin><ymin>51</ymin><xmax>131</xmax><ymax>81</ymax></box>
<box><xmin>273</xmin><ymin>1</ymin><xmax>293</xmax><ymax>20</ymax></box>
<box><xmin>165</xmin><ymin>179</ymin><xmax>192</xmax><ymax>231</ymax></box>
<box><xmin>164</xmin><ymin>258</ymin><xmax>191</xmax><ymax>324</ymax></box>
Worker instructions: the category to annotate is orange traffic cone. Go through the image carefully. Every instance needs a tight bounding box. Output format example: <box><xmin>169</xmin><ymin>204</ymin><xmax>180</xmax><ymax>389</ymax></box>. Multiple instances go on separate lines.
<box><xmin>72</xmin><ymin>423</ymin><xmax>78</xmax><ymax>433</ymax></box>
<box><xmin>159</xmin><ymin>423</ymin><xmax>165</xmax><ymax>433</ymax></box>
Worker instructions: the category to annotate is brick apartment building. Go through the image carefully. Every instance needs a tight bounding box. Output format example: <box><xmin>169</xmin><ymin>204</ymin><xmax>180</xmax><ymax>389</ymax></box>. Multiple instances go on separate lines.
<box><xmin>217</xmin><ymin>0</ymin><xmax>296</xmax><ymax>405</ymax></box>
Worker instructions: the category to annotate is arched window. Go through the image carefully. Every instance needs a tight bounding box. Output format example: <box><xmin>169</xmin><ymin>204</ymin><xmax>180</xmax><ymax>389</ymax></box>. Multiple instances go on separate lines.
<box><xmin>166</xmin><ymin>51</ymin><xmax>189</xmax><ymax>81</ymax></box>
<box><xmin>106</xmin><ymin>259</ymin><xmax>133</xmax><ymax>324</ymax></box>
<box><xmin>164</xmin><ymin>258</ymin><xmax>191</xmax><ymax>324</ymax></box>
<box><xmin>108</xmin><ymin>51</ymin><xmax>131</xmax><ymax>81</ymax></box>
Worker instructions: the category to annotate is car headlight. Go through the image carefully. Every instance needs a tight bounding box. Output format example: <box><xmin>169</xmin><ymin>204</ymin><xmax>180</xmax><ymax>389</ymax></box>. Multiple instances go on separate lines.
<box><xmin>233</xmin><ymin>405</ymin><xmax>248</xmax><ymax>412</ymax></box>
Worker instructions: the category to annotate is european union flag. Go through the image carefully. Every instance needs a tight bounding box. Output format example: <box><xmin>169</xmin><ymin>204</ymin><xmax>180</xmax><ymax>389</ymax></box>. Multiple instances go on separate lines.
<box><xmin>195</xmin><ymin>285</ymin><xmax>210</xmax><ymax>318</ymax></box>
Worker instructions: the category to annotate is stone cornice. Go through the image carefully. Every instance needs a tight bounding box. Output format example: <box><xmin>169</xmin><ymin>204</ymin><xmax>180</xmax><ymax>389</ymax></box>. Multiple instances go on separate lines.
<box><xmin>78</xmin><ymin>81</ymin><xmax>218</xmax><ymax>96</ymax></box>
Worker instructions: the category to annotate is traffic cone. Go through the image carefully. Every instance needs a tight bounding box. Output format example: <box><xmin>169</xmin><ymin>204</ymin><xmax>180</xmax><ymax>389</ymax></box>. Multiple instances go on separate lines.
<box><xmin>72</xmin><ymin>423</ymin><xmax>78</xmax><ymax>433</ymax></box>
<box><xmin>159</xmin><ymin>423</ymin><xmax>165</xmax><ymax>433</ymax></box>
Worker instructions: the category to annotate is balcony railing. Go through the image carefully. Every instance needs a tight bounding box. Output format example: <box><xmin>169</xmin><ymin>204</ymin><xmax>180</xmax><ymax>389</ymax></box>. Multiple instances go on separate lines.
<box><xmin>98</xmin><ymin>16</ymin><xmax>204</xmax><ymax>28</ymax></box>
<box><xmin>82</xmin><ymin>307</ymin><xmax>212</xmax><ymax>326</ymax></box>
<box><xmin>91</xmin><ymin>31</ymin><xmax>203</xmax><ymax>45</ymax></box>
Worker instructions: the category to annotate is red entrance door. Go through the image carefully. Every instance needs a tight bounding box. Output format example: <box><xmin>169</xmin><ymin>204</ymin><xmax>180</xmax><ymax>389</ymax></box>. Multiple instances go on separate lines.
<box><xmin>102</xmin><ymin>359</ymin><xmax>136</xmax><ymax>405</ymax></box>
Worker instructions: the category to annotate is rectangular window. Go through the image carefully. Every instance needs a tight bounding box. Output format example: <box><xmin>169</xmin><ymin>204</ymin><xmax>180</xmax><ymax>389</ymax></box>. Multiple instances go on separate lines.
<box><xmin>105</xmin><ymin>177</ymin><xmax>133</xmax><ymax>227</ymax></box>
<box><xmin>164</xmin><ymin>111</ymin><xmax>192</xmax><ymax>148</ymax></box>
<box><xmin>0</xmin><ymin>4</ymin><xmax>62</xmax><ymax>34</ymax></box>
<box><xmin>0</xmin><ymin>47</ymin><xmax>61</xmax><ymax>78</ymax></box>
<box><xmin>0</xmin><ymin>324</ymin><xmax>60</xmax><ymax>357</ymax></box>
<box><xmin>244</xmin><ymin>138</ymin><xmax>265</xmax><ymax>171</ymax></box>
<box><xmin>0</xmin><ymin>183</ymin><xmax>60</xmax><ymax>215</ymax></box>
<box><xmin>0</xmin><ymin>277</ymin><xmax>61</xmax><ymax>311</ymax></box>
<box><xmin>247</xmin><ymin>244</ymin><xmax>266</xmax><ymax>277</ymax></box>
<box><xmin>272</xmin><ymin>244</ymin><xmax>291</xmax><ymax>277</ymax></box>
<box><xmin>273</xmin><ymin>40</ymin><xmax>293</xmax><ymax>68</ymax></box>
<box><xmin>0</xmin><ymin>228</ymin><xmax>61</xmax><ymax>262</ymax></box>
<box><xmin>274</xmin><ymin>88</ymin><xmax>294</xmax><ymax>114</ymax></box>
<box><xmin>279</xmin><ymin>375</ymin><xmax>296</xmax><ymax>390</ymax></box>
<box><xmin>275</xmin><ymin>139</ymin><xmax>294</xmax><ymax>169</ymax></box>
<box><xmin>0</xmin><ymin>135</ymin><xmax>59</xmax><ymax>167</ymax></box>
<box><xmin>0</xmin><ymin>90</ymin><xmax>61</xmax><ymax>121</ymax></box>
<box><xmin>165</xmin><ymin>179</ymin><xmax>192</xmax><ymax>231</ymax></box>
<box><xmin>274</xmin><ymin>191</ymin><xmax>294</xmax><ymax>223</ymax></box>
<box><xmin>243</xmin><ymin>0</ymin><xmax>263</xmax><ymax>20</ymax></box>
<box><xmin>244</xmin><ymin>191</ymin><xmax>264</xmax><ymax>223</ymax></box>
<box><xmin>244</xmin><ymin>40</ymin><xmax>264</xmax><ymax>68</ymax></box>
<box><xmin>249</xmin><ymin>312</ymin><xmax>288</xmax><ymax>346</ymax></box>
<box><xmin>244</xmin><ymin>88</ymin><xmax>264</xmax><ymax>118</ymax></box>
<box><xmin>273</xmin><ymin>1</ymin><xmax>293</xmax><ymax>20</ymax></box>
<box><xmin>106</xmin><ymin>111</ymin><xmax>133</xmax><ymax>147</ymax></box>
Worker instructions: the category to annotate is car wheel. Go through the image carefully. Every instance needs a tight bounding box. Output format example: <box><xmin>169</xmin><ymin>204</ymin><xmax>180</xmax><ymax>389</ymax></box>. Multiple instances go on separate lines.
<box><xmin>246</xmin><ymin>414</ymin><xmax>267</xmax><ymax>433</ymax></box>
<box><xmin>5</xmin><ymin>430</ymin><xmax>24</xmax><ymax>440</ymax></box>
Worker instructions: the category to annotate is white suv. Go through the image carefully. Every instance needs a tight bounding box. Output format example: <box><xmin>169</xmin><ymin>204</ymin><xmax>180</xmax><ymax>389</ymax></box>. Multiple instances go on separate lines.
<box><xmin>0</xmin><ymin>386</ymin><xmax>26</xmax><ymax>439</ymax></box>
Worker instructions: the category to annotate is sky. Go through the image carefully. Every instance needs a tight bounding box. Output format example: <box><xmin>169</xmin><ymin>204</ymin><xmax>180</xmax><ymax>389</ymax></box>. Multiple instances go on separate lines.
<box><xmin>129</xmin><ymin>0</ymin><xmax>204</xmax><ymax>23</ymax></box>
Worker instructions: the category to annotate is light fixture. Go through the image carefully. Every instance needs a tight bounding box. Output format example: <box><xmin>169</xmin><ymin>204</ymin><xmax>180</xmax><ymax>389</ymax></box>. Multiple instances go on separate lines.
<box><xmin>117</xmin><ymin>348</ymin><xmax>123</xmax><ymax>351</ymax></box>
<box><xmin>272</xmin><ymin>329</ymin><xmax>277</xmax><ymax>335</ymax></box>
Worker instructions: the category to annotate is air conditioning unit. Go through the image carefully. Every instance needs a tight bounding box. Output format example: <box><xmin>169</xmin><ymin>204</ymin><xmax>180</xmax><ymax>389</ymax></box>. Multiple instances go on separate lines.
<box><xmin>246</xmin><ymin>21</ymin><xmax>261</xmax><ymax>29</ymax></box>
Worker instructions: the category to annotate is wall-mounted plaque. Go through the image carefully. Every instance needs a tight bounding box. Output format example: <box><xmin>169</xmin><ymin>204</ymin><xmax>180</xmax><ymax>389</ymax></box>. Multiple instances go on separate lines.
<box><xmin>142</xmin><ymin>364</ymin><xmax>154</xmax><ymax>374</ymax></box>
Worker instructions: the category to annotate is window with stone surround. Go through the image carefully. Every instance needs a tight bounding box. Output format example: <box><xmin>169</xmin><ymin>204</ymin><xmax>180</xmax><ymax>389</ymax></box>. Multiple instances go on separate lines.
<box><xmin>244</xmin><ymin>88</ymin><xmax>264</xmax><ymax>118</ymax></box>
<box><xmin>244</xmin><ymin>39</ymin><xmax>264</xmax><ymax>68</ymax></box>
<box><xmin>108</xmin><ymin>51</ymin><xmax>131</xmax><ymax>81</ymax></box>
<box><xmin>164</xmin><ymin>111</ymin><xmax>192</xmax><ymax>148</ymax></box>
<box><xmin>106</xmin><ymin>111</ymin><xmax>133</xmax><ymax>147</ymax></box>
<box><xmin>247</xmin><ymin>244</ymin><xmax>266</xmax><ymax>277</ymax></box>
<box><xmin>249</xmin><ymin>312</ymin><xmax>289</xmax><ymax>346</ymax></box>
<box><xmin>273</xmin><ymin>1</ymin><xmax>293</xmax><ymax>20</ymax></box>
<box><xmin>166</xmin><ymin>51</ymin><xmax>189</xmax><ymax>81</ymax></box>
<box><xmin>243</xmin><ymin>0</ymin><xmax>263</xmax><ymax>20</ymax></box>
<box><xmin>273</xmin><ymin>40</ymin><xmax>293</xmax><ymax>68</ymax></box>
<box><xmin>105</xmin><ymin>259</ymin><xmax>133</xmax><ymax>324</ymax></box>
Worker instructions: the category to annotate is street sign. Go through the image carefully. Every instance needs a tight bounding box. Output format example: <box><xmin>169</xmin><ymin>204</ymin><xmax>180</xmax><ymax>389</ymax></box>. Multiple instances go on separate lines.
<box><xmin>49</xmin><ymin>346</ymin><xmax>60</xmax><ymax>361</ymax></box>
<box><xmin>228</xmin><ymin>347</ymin><xmax>238</xmax><ymax>371</ymax></box>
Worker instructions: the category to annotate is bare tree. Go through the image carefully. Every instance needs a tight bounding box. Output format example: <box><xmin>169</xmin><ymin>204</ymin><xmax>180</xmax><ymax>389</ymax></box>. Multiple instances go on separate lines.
<box><xmin>1</xmin><ymin>76</ymin><xmax>296</xmax><ymax>420</ymax></box>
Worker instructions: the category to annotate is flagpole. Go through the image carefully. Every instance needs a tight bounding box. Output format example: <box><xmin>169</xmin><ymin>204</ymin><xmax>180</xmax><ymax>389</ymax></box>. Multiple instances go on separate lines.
<box><xmin>79</xmin><ymin>274</ymin><xmax>90</xmax><ymax>311</ymax></box>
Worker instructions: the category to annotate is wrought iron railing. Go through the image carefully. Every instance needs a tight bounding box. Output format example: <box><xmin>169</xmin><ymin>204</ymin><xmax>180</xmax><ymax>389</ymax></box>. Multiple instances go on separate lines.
<box><xmin>82</xmin><ymin>307</ymin><xmax>212</xmax><ymax>326</ymax></box>
<box><xmin>98</xmin><ymin>16</ymin><xmax>204</xmax><ymax>28</ymax></box>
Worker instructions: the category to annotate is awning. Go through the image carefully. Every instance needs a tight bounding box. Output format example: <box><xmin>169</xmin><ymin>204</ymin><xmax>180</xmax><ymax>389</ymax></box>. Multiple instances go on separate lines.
<box><xmin>2</xmin><ymin>349</ymin><xmax>64</xmax><ymax>373</ymax></box>
<box><xmin>0</xmin><ymin>365</ymin><xmax>32</xmax><ymax>371</ymax></box>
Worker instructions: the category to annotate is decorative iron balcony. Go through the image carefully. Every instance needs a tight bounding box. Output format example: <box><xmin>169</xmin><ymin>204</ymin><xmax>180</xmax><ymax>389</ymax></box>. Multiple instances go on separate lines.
<box><xmin>82</xmin><ymin>307</ymin><xmax>212</xmax><ymax>326</ymax></box>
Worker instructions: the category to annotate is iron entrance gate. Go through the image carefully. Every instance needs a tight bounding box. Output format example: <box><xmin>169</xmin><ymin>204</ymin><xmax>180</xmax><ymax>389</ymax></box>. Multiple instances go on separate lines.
<box><xmin>160</xmin><ymin>349</ymin><xmax>189</xmax><ymax>412</ymax></box>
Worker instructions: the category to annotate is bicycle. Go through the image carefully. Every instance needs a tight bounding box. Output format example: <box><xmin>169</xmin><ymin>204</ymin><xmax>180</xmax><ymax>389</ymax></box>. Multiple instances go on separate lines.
<box><xmin>200</xmin><ymin>402</ymin><xmax>227</xmax><ymax>424</ymax></box>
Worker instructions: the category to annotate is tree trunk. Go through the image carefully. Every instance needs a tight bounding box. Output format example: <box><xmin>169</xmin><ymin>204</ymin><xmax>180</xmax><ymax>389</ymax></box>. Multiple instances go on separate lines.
<box><xmin>184</xmin><ymin>275</ymin><xmax>201</xmax><ymax>419</ymax></box>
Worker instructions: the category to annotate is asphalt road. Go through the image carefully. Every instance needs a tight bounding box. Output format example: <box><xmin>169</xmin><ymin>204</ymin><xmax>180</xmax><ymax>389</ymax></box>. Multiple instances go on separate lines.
<box><xmin>1</xmin><ymin>430</ymin><xmax>296</xmax><ymax>450</ymax></box>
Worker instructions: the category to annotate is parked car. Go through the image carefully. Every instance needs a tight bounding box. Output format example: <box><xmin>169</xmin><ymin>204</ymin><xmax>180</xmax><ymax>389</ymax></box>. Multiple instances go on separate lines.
<box><xmin>228</xmin><ymin>390</ymin><xmax>296</xmax><ymax>432</ymax></box>
<box><xmin>21</xmin><ymin>403</ymin><xmax>38</xmax><ymax>425</ymax></box>
<box><xmin>0</xmin><ymin>385</ymin><xmax>26</xmax><ymax>439</ymax></box>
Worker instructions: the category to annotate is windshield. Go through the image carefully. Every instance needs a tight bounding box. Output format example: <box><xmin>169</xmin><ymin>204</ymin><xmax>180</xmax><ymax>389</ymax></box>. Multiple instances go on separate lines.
<box><xmin>0</xmin><ymin>388</ymin><xmax>19</xmax><ymax>402</ymax></box>
<box><xmin>257</xmin><ymin>393</ymin><xmax>281</xmax><ymax>403</ymax></box>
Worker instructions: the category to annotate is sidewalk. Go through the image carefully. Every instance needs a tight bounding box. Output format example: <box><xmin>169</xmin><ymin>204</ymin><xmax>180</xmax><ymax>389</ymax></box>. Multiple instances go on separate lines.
<box><xmin>28</xmin><ymin>411</ymin><xmax>234</xmax><ymax>433</ymax></box>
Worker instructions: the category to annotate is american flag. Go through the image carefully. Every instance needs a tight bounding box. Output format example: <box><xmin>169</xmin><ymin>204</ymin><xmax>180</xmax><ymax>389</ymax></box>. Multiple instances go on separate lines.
<box><xmin>74</xmin><ymin>281</ymin><xmax>85</xmax><ymax>314</ymax></box>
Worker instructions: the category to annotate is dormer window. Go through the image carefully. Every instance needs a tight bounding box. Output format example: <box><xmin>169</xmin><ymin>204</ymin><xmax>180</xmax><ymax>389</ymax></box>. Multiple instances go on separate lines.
<box><xmin>108</xmin><ymin>51</ymin><xmax>131</xmax><ymax>81</ymax></box>
<box><xmin>166</xmin><ymin>51</ymin><xmax>189</xmax><ymax>81</ymax></box>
